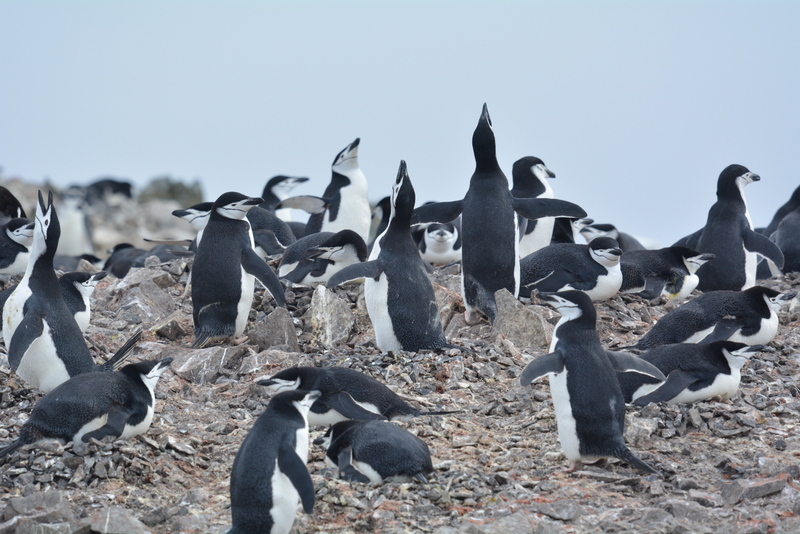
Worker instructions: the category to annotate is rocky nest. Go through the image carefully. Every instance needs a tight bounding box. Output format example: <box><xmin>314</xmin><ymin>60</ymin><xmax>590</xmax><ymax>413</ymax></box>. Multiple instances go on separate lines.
<box><xmin>1</xmin><ymin>256</ymin><xmax>800</xmax><ymax>534</ymax></box>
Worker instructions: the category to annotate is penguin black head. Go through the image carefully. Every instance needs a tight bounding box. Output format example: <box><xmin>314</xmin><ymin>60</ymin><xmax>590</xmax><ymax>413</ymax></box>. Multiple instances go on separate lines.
<box><xmin>312</xmin><ymin>419</ymin><xmax>359</xmax><ymax>447</ymax></box>
<box><xmin>752</xmin><ymin>287</ymin><xmax>796</xmax><ymax>312</ymax></box>
<box><xmin>714</xmin><ymin>341</ymin><xmax>763</xmax><ymax>368</ymax></box>
<box><xmin>388</xmin><ymin>160</ymin><xmax>415</xmax><ymax>226</ymax></box>
<box><xmin>332</xmin><ymin>138</ymin><xmax>360</xmax><ymax>169</ymax></box>
<box><xmin>33</xmin><ymin>190</ymin><xmax>60</xmax><ymax>258</ymax></box>
<box><xmin>5</xmin><ymin>218</ymin><xmax>35</xmax><ymax>246</ymax></box>
<box><xmin>61</xmin><ymin>270</ymin><xmax>108</xmax><ymax>294</ymax></box>
<box><xmin>269</xmin><ymin>389</ymin><xmax>323</xmax><ymax>419</ymax></box>
<box><xmin>512</xmin><ymin>156</ymin><xmax>556</xmax><ymax>194</ymax></box>
<box><xmin>717</xmin><ymin>164</ymin><xmax>760</xmax><ymax>199</ymax></box>
<box><xmin>472</xmin><ymin>103</ymin><xmax>498</xmax><ymax>170</ymax></box>
<box><xmin>213</xmin><ymin>192</ymin><xmax>263</xmax><ymax>220</ymax></box>
<box><xmin>173</xmin><ymin>202</ymin><xmax>213</xmax><ymax>230</ymax></box>
<box><xmin>263</xmin><ymin>175</ymin><xmax>309</xmax><ymax>200</ymax></box>
<box><xmin>258</xmin><ymin>367</ymin><xmax>307</xmax><ymax>392</ymax></box>
<box><xmin>538</xmin><ymin>290</ymin><xmax>594</xmax><ymax>322</ymax></box>
<box><xmin>587</xmin><ymin>236</ymin><xmax>623</xmax><ymax>266</ymax></box>
<box><xmin>672</xmin><ymin>247</ymin><xmax>715</xmax><ymax>273</ymax></box>
<box><xmin>119</xmin><ymin>356</ymin><xmax>173</xmax><ymax>391</ymax></box>
<box><xmin>0</xmin><ymin>186</ymin><xmax>26</xmax><ymax>220</ymax></box>
<box><xmin>308</xmin><ymin>230</ymin><xmax>368</xmax><ymax>262</ymax></box>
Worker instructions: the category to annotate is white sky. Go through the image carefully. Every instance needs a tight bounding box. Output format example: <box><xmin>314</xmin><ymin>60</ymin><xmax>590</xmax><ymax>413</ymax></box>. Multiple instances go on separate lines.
<box><xmin>2</xmin><ymin>1</ymin><xmax>799</xmax><ymax>246</ymax></box>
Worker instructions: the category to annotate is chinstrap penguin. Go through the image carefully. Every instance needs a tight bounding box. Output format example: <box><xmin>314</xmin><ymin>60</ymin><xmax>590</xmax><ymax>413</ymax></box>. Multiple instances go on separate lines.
<box><xmin>510</xmin><ymin>156</ymin><xmax>557</xmax><ymax>258</ymax></box>
<box><xmin>278</xmin><ymin>230</ymin><xmax>368</xmax><ymax>285</ymax></box>
<box><xmin>619</xmin><ymin>246</ymin><xmax>715</xmax><ymax>300</ymax></box>
<box><xmin>0</xmin><ymin>217</ymin><xmax>34</xmax><ymax>276</ymax></box>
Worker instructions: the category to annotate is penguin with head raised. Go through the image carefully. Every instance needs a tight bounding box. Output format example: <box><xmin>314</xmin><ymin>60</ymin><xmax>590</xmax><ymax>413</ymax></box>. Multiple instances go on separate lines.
<box><xmin>518</xmin><ymin>237</ymin><xmax>623</xmax><ymax>301</ymax></box>
<box><xmin>191</xmin><ymin>192</ymin><xmax>286</xmax><ymax>348</ymax></box>
<box><xmin>314</xmin><ymin>420</ymin><xmax>434</xmax><ymax>484</ymax></box>
<box><xmin>412</xmin><ymin>104</ymin><xmax>586</xmax><ymax>324</ymax></box>
<box><xmin>617</xmin><ymin>341</ymin><xmax>763</xmax><ymax>405</ymax></box>
<box><xmin>229</xmin><ymin>389</ymin><xmax>320</xmax><ymax>534</ymax></box>
<box><xmin>511</xmin><ymin>156</ymin><xmax>557</xmax><ymax>258</ymax></box>
<box><xmin>675</xmin><ymin>164</ymin><xmax>784</xmax><ymax>291</ymax></box>
<box><xmin>520</xmin><ymin>290</ymin><xmax>664</xmax><ymax>474</ymax></box>
<box><xmin>0</xmin><ymin>217</ymin><xmax>34</xmax><ymax>276</ymax></box>
<box><xmin>0</xmin><ymin>355</ymin><xmax>172</xmax><ymax>462</ymax></box>
<box><xmin>326</xmin><ymin>161</ymin><xmax>450</xmax><ymax>352</ymax></box>
<box><xmin>630</xmin><ymin>286</ymin><xmax>795</xmax><ymax>351</ymax></box>
<box><xmin>259</xmin><ymin>366</ymin><xmax>458</xmax><ymax>427</ymax></box>
<box><xmin>2</xmin><ymin>192</ymin><xmax>136</xmax><ymax>392</ymax></box>
<box><xmin>278</xmin><ymin>138</ymin><xmax>371</xmax><ymax>243</ymax></box>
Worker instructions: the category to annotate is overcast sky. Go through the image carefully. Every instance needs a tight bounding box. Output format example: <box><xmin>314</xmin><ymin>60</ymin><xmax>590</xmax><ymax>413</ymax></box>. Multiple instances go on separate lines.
<box><xmin>2</xmin><ymin>1</ymin><xmax>798</xmax><ymax>247</ymax></box>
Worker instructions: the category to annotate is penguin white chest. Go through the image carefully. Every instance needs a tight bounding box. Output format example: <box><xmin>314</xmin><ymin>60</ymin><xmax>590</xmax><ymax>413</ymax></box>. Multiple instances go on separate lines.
<box><xmin>742</xmin><ymin>244</ymin><xmax>758</xmax><ymax>290</ymax></box>
<box><xmin>548</xmin><ymin>370</ymin><xmax>580</xmax><ymax>461</ymax></box>
<box><xmin>269</xmin><ymin>458</ymin><xmax>301</xmax><ymax>534</ymax></box>
<box><xmin>669</xmin><ymin>370</ymin><xmax>740</xmax><ymax>404</ymax></box>
<box><xmin>1</xmin><ymin>251</ymin><xmax>29</xmax><ymax>276</ymax></box>
<box><xmin>585</xmin><ymin>265</ymin><xmax>623</xmax><ymax>301</ymax></box>
<box><xmin>15</xmin><ymin>321</ymin><xmax>71</xmax><ymax>393</ymax></box>
<box><xmin>3</xmin><ymin>282</ymin><xmax>31</xmax><ymax>341</ymax></box>
<box><xmin>365</xmin><ymin>274</ymin><xmax>402</xmax><ymax>352</ymax></box>
<box><xmin>324</xmin><ymin>186</ymin><xmax>371</xmax><ymax>243</ymax></box>
<box><xmin>668</xmin><ymin>273</ymin><xmax>699</xmax><ymax>301</ymax></box>
<box><xmin>729</xmin><ymin>313</ymin><xmax>779</xmax><ymax>346</ymax></box>
<box><xmin>235</xmin><ymin>267</ymin><xmax>256</xmax><ymax>337</ymax></box>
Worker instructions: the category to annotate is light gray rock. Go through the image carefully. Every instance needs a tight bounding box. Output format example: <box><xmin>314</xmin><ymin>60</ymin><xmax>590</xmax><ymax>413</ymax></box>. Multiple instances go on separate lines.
<box><xmin>89</xmin><ymin>506</ymin><xmax>150</xmax><ymax>534</ymax></box>
<box><xmin>307</xmin><ymin>286</ymin><xmax>354</xmax><ymax>348</ymax></box>
<box><xmin>3</xmin><ymin>491</ymin><xmax>74</xmax><ymax>524</ymax></box>
<box><xmin>161</xmin><ymin>345</ymin><xmax>248</xmax><ymax>384</ymax></box>
<box><xmin>492</xmin><ymin>289</ymin><xmax>552</xmax><ymax>351</ymax></box>
<box><xmin>247</xmin><ymin>307</ymin><xmax>299</xmax><ymax>352</ymax></box>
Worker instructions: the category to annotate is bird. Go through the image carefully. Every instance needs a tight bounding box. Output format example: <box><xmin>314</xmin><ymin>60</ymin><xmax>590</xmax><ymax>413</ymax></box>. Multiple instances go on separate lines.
<box><xmin>314</xmin><ymin>420</ymin><xmax>434</xmax><ymax>484</ymax></box>
<box><xmin>520</xmin><ymin>290</ymin><xmax>663</xmax><ymax>474</ymax></box>
<box><xmin>510</xmin><ymin>156</ymin><xmax>558</xmax><ymax>257</ymax></box>
<box><xmin>259</xmin><ymin>175</ymin><xmax>310</xmax><ymax>221</ymax></box>
<box><xmin>0</xmin><ymin>217</ymin><xmax>34</xmax><ymax>276</ymax></box>
<box><xmin>327</xmin><ymin>161</ymin><xmax>451</xmax><ymax>352</ymax></box>
<box><xmin>190</xmin><ymin>192</ymin><xmax>286</xmax><ymax>348</ymax></box>
<box><xmin>258</xmin><ymin>366</ymin><xmax>458</xmax><ymax>427</ymax></box>
<box><xmin>619</xmin><ymin>246</ymin><xmax>715</xmax><ymax>301</ymax></box>
<box><xmin>630</xmin><ymin>285</ymin><xmax>795</xmax><ymax>351</ymax></box>
<box><xmin>412</xmin><ymin>104</ymin><xmax>586</xmax><ymax>324</ymax></box>
<box><xmin>518</xmin><ymin>237</ymin><xmax>623</xmax><ymax>301</ymax></box>
<box><xmin>417</xmin><ymin>219</ymin><xmax>462</xmax><ymax>266</ymax></box>
<box><xmin>278</xmin><ymin>230</ymin><xmax>367</xmax><ymax>285</ymax></box>
<box><xmin>580</xmin><ymin>223</ymin><xmax>646</xmax><ymax>252</ymax></box>
<box><xmin>229</xmin><ymin>389</ymin><xmax>319</xmax><ymax>534</ymax></box>
<box><xmin>0</xmin><ymin>355</ymin><xmax>172</xmax><ymax>462</ymax></box>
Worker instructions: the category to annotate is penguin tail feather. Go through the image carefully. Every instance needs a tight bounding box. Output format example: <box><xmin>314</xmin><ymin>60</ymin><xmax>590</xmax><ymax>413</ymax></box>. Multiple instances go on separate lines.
<box><xmin>614</xmin><ymin>446</ymin><xmax>660</xmax><ymax>476</ymax></box>
<box><xmin>101</xmin><ymin>329</ymin><xmax>143</xmax><ymax>371</ymax></box>
<box><xmin>419</xmin><ymin>409</ymin><xmax>463</xmax><ymax>417</ymax></box>
<box><xmin>191</xmin><ymin>331</ymin><xmax>212</xmax><ymax>349</ymax></box>
<box><xmin>0</xmin><ymin>431</ymin><xmax>34</xmax><ymax>462</ymax></box>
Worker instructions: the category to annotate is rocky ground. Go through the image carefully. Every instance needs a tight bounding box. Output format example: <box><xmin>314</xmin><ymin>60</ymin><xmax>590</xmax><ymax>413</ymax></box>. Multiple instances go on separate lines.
<box><xmin>1</xmin><ymin>208</ymin><xmax>800</xmax><ymax>533</ymax></box>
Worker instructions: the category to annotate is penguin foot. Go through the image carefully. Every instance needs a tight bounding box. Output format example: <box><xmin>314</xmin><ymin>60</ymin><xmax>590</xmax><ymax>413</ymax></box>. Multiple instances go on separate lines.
<box><xmin>464</xmin><ymin>310</ymin><xmax>481</xmax><ymax>325</ymax></box>
<box><xmin>564</xmin><ymin>460</ymin><xmax>582</xmax><ymax>473</ymax></box>
<box><xmin>232</xmin><ymin>335</ymin><xmax>249</xmax><ymax>345</ymax></box>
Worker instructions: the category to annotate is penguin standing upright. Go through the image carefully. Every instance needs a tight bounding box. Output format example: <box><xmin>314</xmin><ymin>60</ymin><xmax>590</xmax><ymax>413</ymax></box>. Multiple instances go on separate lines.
<box><xmin>675</xmin><ymin>165</ymin><xmax>784</xmax><ymax>291</ymax></box>
<box><xmin>3</xmin><ymin>192</ymin><xmax>131</xmax><ymax>393</ymax></box>
<box><xmin>58</xmin><ymin>271</ymin><xmax>108</xmax><ymax>331</ymax></box>
<box><xmin>770</xmin><ymin>201</ymin><xmax>800</xmax><ymax>273</ymax></box>
<box><xmin>0</xmin><ymin>218</ymin><xmax>34</xmax><ymax>276</ymax></box>
<box><xmin>520</xmin><ymin>291</ymin><xmax>663</xmax><ymax>474</ymax></box>
<box><xmin>279</xmin><ymin>139</ymin><xmax>371</xmax><ymax>243</ymax></box>
<box><xmin>412</xmin><ymin>104</ymin><xmax>586</xmax><ymax>324</ymax></box>
<box><xmin>229</xmin><ymin>389</ymin><xmax>320</xmax><ymax>534</ymax></box>
<box><xmin>259</xmin><ymin>175</ymin><xmax>309</xmax><ymax>221</ymax></box>
<box><xmin>511</xmin><ymin>156</ymin><xmax>557</xmax><ymax>257</ymax></box>
<box><xmin>0</xmin><ymin>356</ymin><xmax>172</xmax><ymax>462</ymax></box>
<box><xmin>56</xmin><ymin>186</ymin><xmax>94</xmax><ymax>256</ymax></box>
<box><xmin>259</xmin><ymin>366</ymin><xmax>458</xmax><ymax>427</ymax></box>
<box><xmin>191</xmin><ymin>192</ymin><xmax>286</xmax><ymax>348</ymax></box>
<box><xmin>327</xmin><ymin>161</ymin><xmax>449</xmax><ymax>352</ymax></box>
<box><xmin>314</xmin><ymin>420</ymin><xmax>434</xmax><ymax>484</ymax></box>
<box><xmin>630</xmin><ymin>286</ymin><xmax>795</xmax><ymax>351</ymax></box>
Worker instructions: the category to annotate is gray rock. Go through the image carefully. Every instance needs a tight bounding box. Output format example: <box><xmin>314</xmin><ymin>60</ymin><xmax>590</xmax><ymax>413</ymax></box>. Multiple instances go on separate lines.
<box><xmin>89</xmin><ymin>506</ymin><xmax>150</xmax><ymax>534</ymax></box>
<box><xmin>491</xmin><ymin>289</ymin><xmax>552</xmax><ymax>351</ymax></box>
<box><xmin>721</xmin><ymin>474</ymin><xmax>789</xmax><ymax>505</ymax></box>
<box><xmin>14</xmin><ymin>519</ymin><xmax>86</xmax><ymax>534</ymax></box>
<box><xmin>307</xmin><ymin>286</ymin><xmax>354</xmax><ymax>348</ymax></box>
<box><xmin>481</xmin><ymin>511</ymin><xmax>536</xmax><ymax>533</ymax></box>
<box><xmin>528</xmin><ymin>499</ymin><xmax>583</xmax><ymax>521</ymax></box>
<box><xmin>115</xmin><ymin>278</ymin><xmax>176</xmax><ymax>325</ymax></box>
<box><xmin>163</xmin><ymin>345</ymin><xmax>248</xmax><ymax>384</ymax></box>
<box><xmin>247</xmin><ymin>307</ymin><xmax>299</xmax><ymax>352</ymax></box>
<box><xmin>3</xmin><ymin>491</ymin><xmax>74</xmax><ymax>524</ymax></box>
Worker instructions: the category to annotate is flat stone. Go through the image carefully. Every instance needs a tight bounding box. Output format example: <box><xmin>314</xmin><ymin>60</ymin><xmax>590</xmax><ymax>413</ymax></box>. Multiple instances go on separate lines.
<box><xmin>248</xmin><ymin>307</ymin><xmax>299</xmax><ymax>352</ymax></box>
<box><xmin>721</xmin><ymin>474</ymin><xmax>789</xmax><ymax>505</ymax></box>
<box><xmin>163</xmin><ymin>345</ymin><xmax>248</xmax><ymax>384</ymax></box>
<box><xmin>492</xmin><ymin>289</ymin><xmax>552</xmax><ymax>351</ymax></box>
<box><xmin>529</xmin><ymin>499</ymin><xmax>583</xmax><ymax>521</ymax></box>
<box><xmin>3</xmin><ymin>491</ymin><xmax>73</xmax><ymax>523</ymax></box>
<box><xmin>89</xmin><ymin>507</ymin><xmax>150</xmax><ymax>534</ymax></box>
<box><xmin>481</xmin><ymin>511</ymin><xmax>536</xmax><ymax>533</ymax></box>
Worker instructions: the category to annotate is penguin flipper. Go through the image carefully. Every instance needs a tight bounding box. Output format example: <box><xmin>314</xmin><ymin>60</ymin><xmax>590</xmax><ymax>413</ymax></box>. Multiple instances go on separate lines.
<box><xmin>252</xmin><ymin>229</ymin><xmax>285</xmax><ymax>256</ymax></box>
<box><xmin>605</xmin><ymin>351</ymin><xmax>666</xmax><ymax>381</ymax></box>
<box><xmin>7</xmin><ymin>311</ymin><xmax>45</xmax><ymax>371</ymax></box>
<box><xmin>318</xmin><ymin>392</ymin><xmax>387</xmax><ymax>422</ymax></box>
<box><xmin>410</xmin><ymin>201</ymin><xmax>463</xmax><ymax>225</ymax></box>
<box><xmin>276</xmin><ymin>195</ymin><xmax>329</xmax><ymax>214</ymax></box>
<box><xmin>326</xmin><ymin>261</ymin><xmax>383</xmax><ymax>287</ymax></box>
<box><xmin>278</xmin><ymin>442</ymin><xmax>315</xmax><ymax>513</ymax></box>
<box><xmin>81</xmin><ymin>403</ymin><xmax>133</xmax><ymax>442</ymax></box>
<box><xmin>281</xmin><ymin>260</ymin><xmax>317</xmax><ymax>284</ymax></box>
<box><xmin>241</xmin><ymin>247</ymin><xmax>286</xmax><ymax>307</ymax></box>
<box><xmin>511</xmin><ymin>198</ymin><xmax>586</xmax><ymax>221</ymax></box>
<box><xmin>520</xmin><ymin>350</ymin><xmax>565</xmax><ymax>386</ymax></box>
<box><xmin>700</xmin><ymin>319</ymin><xmax>741</xmax><ymax>343</ymax></box>
<box><xmin>526</xmin><ymin>269</ymin><xmax>576</xmax><ymax>293</ymax></box>
<box><xmin>638</xmin><ymin>277</ymin><xmax>667</xmax><ymax>300</ymax></box>
<box><xmin>743</xmin><ymin>230</ymin><xmax>785</xmax><ymax>269</ymax></box>
<box><xmin>101</xmin><ymin>329</ymin><xmax>143</xmax><ymax>371</ymax></box>
<box><xmin>633</xmin><ymin>370</ymin><xmax>696</xmax><ymax>406</ymax></box>
<box><xmin>337</xmin><ymin>445</ymin><xmax>372</xmax><ymax>483</ymax></box>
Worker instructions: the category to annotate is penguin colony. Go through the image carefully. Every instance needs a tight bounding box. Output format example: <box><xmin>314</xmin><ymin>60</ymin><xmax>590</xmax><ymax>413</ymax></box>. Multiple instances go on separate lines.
<box><xmin>0</xmin><ymin>104</ymin><xmax>798</xmax><ymax>533</ymax></box>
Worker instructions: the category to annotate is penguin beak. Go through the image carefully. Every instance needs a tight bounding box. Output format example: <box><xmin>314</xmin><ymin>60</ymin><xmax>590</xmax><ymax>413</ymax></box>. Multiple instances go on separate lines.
<box><xmin>257</xmin><ymin>378</ymin><xmax>277</xmax><ymax>387</ymax></box>
<box><xmin>243</xmin><ymin>197</ymin><xmax>264</xmax><ymax>206</ymax></box>
<box><xmin>313</xmin><ymin>436</ymin><xmax>326</xmax><ymax>446</ymax></box>
<box><xmin>780</xmin><ymin>292</ymin><xmax>796</xmax><ymax>301</ymax></box>
<box><xmin>172</xmin><ymin>209</ymin><xmax>190</xmax><ymax>218</ymax></box>
<box><xmin>158</xmin><ymin>357</ymin><xmax>174</xmax><ymax>368</ymax></box>
<box><xmin>91</xmin><ymin>271</ymin><xmax>109</xmax><ymax>282</ymax></box>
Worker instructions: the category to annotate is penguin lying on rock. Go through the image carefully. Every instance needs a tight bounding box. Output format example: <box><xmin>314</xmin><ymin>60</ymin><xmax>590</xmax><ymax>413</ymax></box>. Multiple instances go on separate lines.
<box><xmin>620</xmin><ymin>246</ymin><xmax>715</xmax><ymax>301</ymax></box>
<box><xmin>0</xmin><ymin>355</ymin><xmax>172</xmax><ymax>463</ymax></box>
<box><xmin>278</xmin><ymin>229</ymin><xmax>368</xmax><ymax>285</ymax></box>
<box><xmin>314</xmin><ymin>420</ymin><xmax>434</xmax><ymax>484</ymax></box>
<box><xmin>259</xmin><ymin>366</ymin><xmax>459</xmax><ymax>427</ymax></box>
<box><xmin>617</xmin><ymin>341</ymin><xmax>764</xmax><ymax>405</ymax></box>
